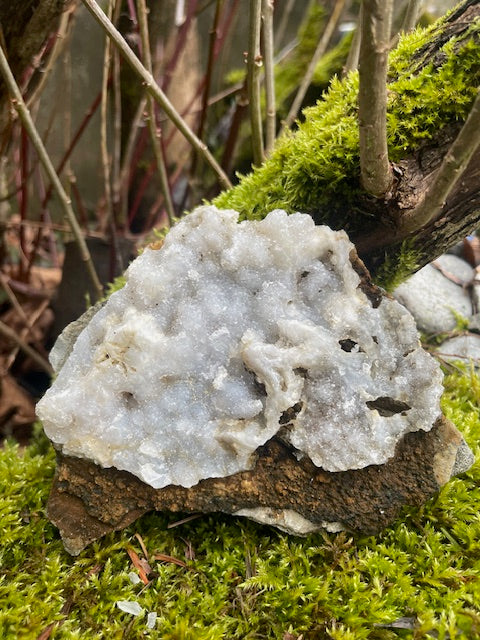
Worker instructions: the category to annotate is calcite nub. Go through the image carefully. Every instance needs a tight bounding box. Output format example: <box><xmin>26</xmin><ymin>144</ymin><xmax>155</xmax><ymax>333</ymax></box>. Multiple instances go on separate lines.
<box><xmin>37</xmin><ymin>206</ymin><xmax>443</xmax><ymax>489</ymax></box>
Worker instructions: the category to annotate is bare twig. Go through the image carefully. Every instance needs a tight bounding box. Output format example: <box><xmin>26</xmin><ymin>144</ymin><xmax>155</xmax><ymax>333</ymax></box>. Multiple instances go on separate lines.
<box><xmin>190</xmin><ymin>0</ymin><xmax>225</xmax><ymax>186</ymax></box>
<box><xmin>112</xmin><ymin>1</ymin><xmax>123</xmax><ymax>227</ymax></box>
<box><xmin>4</xmin><ymin>298</ymin><xmax>51</xmax><ymax>373</ymax></box>
<box><xmin>18</xmin><ymin>128</ymin><xmax>29</xmax><ymax>279</ymax></box>
<box><xmin>82</xmin><ymin>0</ymin><xmax>232</xmax><ymax>190</ymax></box>
<box><xmin>62</xmin><ymin>36</ymin><xmax>72</xmax><ymax>199</ymax></box>
<box><xmin>247</xmin><ymin>0</ymin><xmax>264</xmax><ymax>165</ymax></box>
<box><xmin>42</xmin><ymin>88</ymin><xmax>104</xmax><ymax>211</ymax></box>
<box><xmin>119</xmin><ymin>96</ymin><xmax>147</xmax><ymax>227</ymax></box>
<box><xmin>399</xmin><ymin>88</ymin><xmax>480</xmax><ymax>235</ymax></box>
<box><xmin>136</xmin><ymin>0</ymin><xmax>175</xmax><ymax>227</ymax></box>
<box><xmin>163</xmin><ymin>0</ymin><xmax>199</xmax><ymax>93</ymax></box>
<box><xmin>0</xmin><ymin>272</ymin><xmax>51</xmax><ymax>372</ymax></box>
<box><xmin>358</xmin><ymin>0</ymin><xmax>394</xmax><ymax>198</ymax></box>
<box><xmin>343</xmin><ymin>6</ymin><xmax>362</xmax><ymax>75</ymax></box>
<box><xmin>0</xmin><ymin>40</ymin><xmax>103</xmax><ymax>301</ymax></box>
<box><xmin>0</xmin><ymin>319</ymin><xmax>54</xmax><ymax>376</ymax></box>
<box><xmin>100</xmin><ymin>0</ymin><xmax>114</xmax><ymax>233</ymax></box>
<box><xmin>281</xmin><ymin>0</ymin><xmax>347</xmax><ymax>133</ymax></box>
<box><xmin>275</xmin><ymin>0</ymin><xmax>295</xmax><ymax>52</ymax></box>
<box><xmin>26</xmin><ymin>7</ymin><xmax>75</xmax><ymax>108</ymax></box>
<box><xmin>401</xmin><ymin>0</ymin><xmax>422</xmax><ymax>33</ymax></box>
<box><xmin>262</xmin><ymin>0</ymin><xmax>276</xmax><ymax>155</ymax></box>
<box><xmin>197</xmin><ymin>0</ymin><xmax>224</xmax><ymax>143</ymax></box>
<box><xmin>221</xmin><ymin>84</ymin><xmax>248</xmax><ymax>175</ymax></box>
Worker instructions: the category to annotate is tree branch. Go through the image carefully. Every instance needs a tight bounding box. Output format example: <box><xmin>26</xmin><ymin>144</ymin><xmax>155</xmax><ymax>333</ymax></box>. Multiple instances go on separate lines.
<box><xmin>281</xmin><ymin>0</ymin><xmax>347</xmax><ymax>133</ymax></box>
<box><xmin>247</xmin><ymin>0</ymin><xmax>264</xmax><ymax>165</ymax></box>
<box><xmin>0</xmin><ymin>319</ymin><xmax>54</xmax><ymax>376</ymax></box>
<box><xmin>0</xmin><ymin>38</ymin><xmax>104</xmax><ymax>301</ymax></box>
<box><xmin>262</xmin><ymin>0</ymin><xmax>275</xmax><ymax>155</ymax></box>
<box><xmin>358</xmin><ymin>0</ymin><xmax>393</xmax><ymax>198</ymax></box>
<box><xmin>81</xmin><ymin>0</ymin><xmax>232</xmax><ymax>190</ymax></box>
<box><xmin>136</xmin><ymin>0</ymin><xmax>175</xmax><ymax>227</ymax></box>
<box><xmin>343</xmin><ymin>5</ymin><xmax>362</xmax><ymax>76</ymax></box>
<box><xmin>398</xmin><ymin>88</ymin><xmax>480</xmax><ymax>235</ymax></box>
<box><xmin>401</xmin><ymin>0</ymin><xmax>422</xmax><ymax>34</ymax></box>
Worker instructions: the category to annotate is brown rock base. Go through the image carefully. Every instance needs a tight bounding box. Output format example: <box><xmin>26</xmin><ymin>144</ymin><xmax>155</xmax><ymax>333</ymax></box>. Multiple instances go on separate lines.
<box><xmin>47</xmin><ymin>416</ymin><xmax>470</xmax><ymax>555</ymax></box>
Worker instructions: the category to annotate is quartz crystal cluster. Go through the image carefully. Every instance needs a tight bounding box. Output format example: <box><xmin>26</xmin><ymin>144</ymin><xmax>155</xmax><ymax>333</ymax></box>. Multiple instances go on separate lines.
<box><xmin>37</xmin><ymin>206</ymin><xmax>444</xmax><ymax>490</ymax></box>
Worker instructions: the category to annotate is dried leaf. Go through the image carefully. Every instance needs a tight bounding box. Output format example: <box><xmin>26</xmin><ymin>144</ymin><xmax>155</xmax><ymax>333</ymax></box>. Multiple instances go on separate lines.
<box><xmin>154</xmin><ymin>553</ymin><xmax>188</xmax><ymax>568</ymax></box>
<box><xmin>167</xmin><ymin>514</ymin><xmax>201</xmax><ymax>528</ymax></box>
<box><xmin>134</xmin><ymin>533</ymin><xmax>149</xmax><ymax>559</ymax></box>
<box><xmin>126</xmin><ymin>548</ymin><xmax>150</xmax><ymax>585</ymax></box>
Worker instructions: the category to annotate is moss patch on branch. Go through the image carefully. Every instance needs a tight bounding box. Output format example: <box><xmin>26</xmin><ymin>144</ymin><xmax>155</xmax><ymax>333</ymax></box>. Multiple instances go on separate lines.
<box><xmin>1</xmin><ymin>366</ymin><xmax>480</xmax><ymax>639</ymax></box>
<box><xmin>214</xmin><ymin>16</ymin><xmax>480</xmax><ymax>237</ymax></box>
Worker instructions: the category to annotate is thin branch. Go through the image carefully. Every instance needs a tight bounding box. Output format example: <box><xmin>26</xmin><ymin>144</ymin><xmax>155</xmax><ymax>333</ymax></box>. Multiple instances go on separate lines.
<box><xmin>82</xmin><ymin>0</ymin><xmax>232</xmax><ymax>190</ymax></box>
<box><xmin>190</xmin><ymin>0</ymin><xmax>225</xmax><ymax>184</ymax></box>
<box><xmin>262</xmin><ymin>0</ymin><xmax>276</xmax><ymax>155</ymax></box>
<box><xmin>197</xmin><ymin>0</ymin><xmax>224</xmax><ymax>143</ymax></box>
<box><xmin>26</xmin><ymin>7</ymin><xmax>75</xmax><ymax>108</ymax></box>
<box><xmin>42</xmin><ymin>88</ymin><xmax>104</xmax><ymax>209</ymax></box>
<box><xmin>0</xmin><ymin>272</ymin><xmax>51</xmax><ymax>371</ymax></box>
<box><xmin>0</xmin><ymin>319</ymin><xmax>54</xmax><ymax>376</ymax></box>
<box><xmin>399</xmin><ymin>88</ymin><xmax>480</xmax><ymax>235</ymax></box>
<box><xmin>3</xmin><ymin>298</ymin><xmax>51</xmax><ymax>374</ymax></box>
<box><xmin>221</xmin><ymin>79</ymin><xmax>248</xmax><ymax>175</ymax></box>
<box><xmin>281</xmin><ymin>0</ymin><xmax>347</xmax><ymax>133</ymax></box>
<box><xmin>0</xmin><ymin>40</ymin><xmax>103</xmax><ymax>301</ymax></box>
<box><xmin>343</xmin><ymin>6</ymin><xmax>362</xmax><ymax>76</ymax></box>
<box><xmin>112</xmin><ymin>0</ymin><xmax>123</xmax><ymax>227</ymax></box>
<box><xmin>162</xmin><ymin>0</ymin><xmax>199</xmax><ymax>93</ymax></box>
<box><xmin>401</xmin><ymin>0</ymin><xmax>422</xmax><ymax>34</ymax></box>
<box><xmin>136</xmin><ymin>0</ymin><xmax>175</xmax><ymax>227</ymax></box>
<box><xmin>358</xmin><ymin>0</ymin><xmax>393</xmax><ymax>198</ymax></box>
<box><xmin>275</xmin><ymin>0</ymin><xmax>295</xmax><ymax>52</ymax></box>
<box><xmin>119</xmin><ymin>95</ymin><xmax>147</xmax><ymax>226</ymax></box>
<box><xmin>100</xmin><ymin>0</ymin><xmax>114</xmax><ymax>233</ymax></box>
<box><xmin>247</xmin><ymin>0</ymin><xmax>264</xmax><ymax>165</ymax></box>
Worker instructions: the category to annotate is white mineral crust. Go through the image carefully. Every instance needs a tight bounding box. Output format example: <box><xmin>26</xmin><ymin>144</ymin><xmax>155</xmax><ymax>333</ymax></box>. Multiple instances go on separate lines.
<box><xmin>37</xmin><ymin>206</ymin><xmax>444</xmax><ymax>489</ymax></box>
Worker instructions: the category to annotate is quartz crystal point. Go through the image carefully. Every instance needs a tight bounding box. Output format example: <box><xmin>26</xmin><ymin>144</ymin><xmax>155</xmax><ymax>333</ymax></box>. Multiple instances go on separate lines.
<box><xmin>37</xmin><ymin>206</ymin><xmax>473</xmax><ymax>552</ymax></box>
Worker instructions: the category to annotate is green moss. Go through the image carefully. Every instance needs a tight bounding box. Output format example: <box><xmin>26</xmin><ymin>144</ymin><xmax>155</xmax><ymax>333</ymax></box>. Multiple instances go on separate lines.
<box><xmin>374</xmin><ymin>239</ymin><xmax>422</xmax><ymax>291</ymax></box>
<box><xmin>103</xmin><ymin>274</ymin><xmax>127</xmax><ymax>299</ymax></box>
<box><xmin>1</xmin><ymin>366</ymin><xmax>480</xmax><ymax>639</ymax></box>
<box><xmin>214</xmin><ymin>15</ymin><xmax>480</xmax><ymax>236</ymax></box>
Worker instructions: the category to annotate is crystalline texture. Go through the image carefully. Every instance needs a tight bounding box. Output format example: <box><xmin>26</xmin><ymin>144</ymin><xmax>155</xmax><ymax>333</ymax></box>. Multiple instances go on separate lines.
<box><xmin>37</xmin><ymin>206</ymin><xmax>444</xmax><ymax>488</ymax></box>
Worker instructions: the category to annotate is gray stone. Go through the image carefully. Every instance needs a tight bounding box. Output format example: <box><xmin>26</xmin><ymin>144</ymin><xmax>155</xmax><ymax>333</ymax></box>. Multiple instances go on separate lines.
<box><xmin>393</xmin><ymin>255</ymin><xmax>473</xmax><ymax>334</ymax></box>
<box><xmin>436</xmin><ymin>334</ymin><xmax>480</xmax><ymax>366</ymax></box>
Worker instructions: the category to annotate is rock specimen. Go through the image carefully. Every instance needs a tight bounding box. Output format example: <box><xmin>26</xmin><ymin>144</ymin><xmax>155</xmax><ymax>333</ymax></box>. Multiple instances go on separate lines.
<box><xmin>37</xmin><ymin>207</ymin><xmax>474</xmax><ymax>554</ymax></box>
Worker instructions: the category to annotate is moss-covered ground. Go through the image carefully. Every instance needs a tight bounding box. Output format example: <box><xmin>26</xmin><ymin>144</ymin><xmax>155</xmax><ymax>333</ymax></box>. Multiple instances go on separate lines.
<box><xmin>1</xmin><ymin>366</ymin><xmax>479</xmax><ymax>639</ymax></box>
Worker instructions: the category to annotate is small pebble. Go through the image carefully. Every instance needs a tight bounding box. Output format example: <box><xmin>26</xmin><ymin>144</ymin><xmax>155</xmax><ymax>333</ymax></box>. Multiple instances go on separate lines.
<box><xmin>147</xmin><ymin>612</ymin><xmax>157</xmax><ymax>629</ymax></box>
<box><xmin>116</xmin><ymin>600</ymin><xmax>144</xmax><ymax>616</ymax></box>
<box><xmin>128</xmin><ymin>571</ymin><xmax>141</xmax><ymax>585</ymax></box>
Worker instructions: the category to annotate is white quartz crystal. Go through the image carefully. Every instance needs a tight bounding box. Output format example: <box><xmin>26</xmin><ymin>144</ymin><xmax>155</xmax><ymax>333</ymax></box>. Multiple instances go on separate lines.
<box><xmin>37</xmin><ymin>206</ymin><xmax>443</xmax><ymax>488</ymax></box>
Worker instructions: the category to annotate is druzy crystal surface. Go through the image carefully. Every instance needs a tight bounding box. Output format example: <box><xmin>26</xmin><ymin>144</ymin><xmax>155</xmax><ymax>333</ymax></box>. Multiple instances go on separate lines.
<box><xmin>37</xmin><ymin>206</ymin><xmax>443</xmax><ymax>488</ymax></box>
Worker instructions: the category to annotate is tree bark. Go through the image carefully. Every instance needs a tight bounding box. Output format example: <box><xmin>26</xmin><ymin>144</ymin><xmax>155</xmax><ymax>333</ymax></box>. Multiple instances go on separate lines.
<box><xmin>343</xmin><ymin>1</ymin><xmax>480</xmax><ymax>280</ymax></box>
<box><xmin>0</xmin><ymin>0</ymin><xmax>71</xmax><ymax>134</ymax></box>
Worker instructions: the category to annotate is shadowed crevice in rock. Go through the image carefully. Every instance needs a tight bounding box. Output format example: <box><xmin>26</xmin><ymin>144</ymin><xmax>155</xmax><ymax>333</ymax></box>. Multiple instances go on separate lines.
<box><xmin>366</xmin><ymin>397</ymin><xmax>412</xmax><ymax>417</ymax></box>
<box><xmin>47</xmin><ymin>416</ymin><xmax>472</xmax><ymax>555</ymax></box>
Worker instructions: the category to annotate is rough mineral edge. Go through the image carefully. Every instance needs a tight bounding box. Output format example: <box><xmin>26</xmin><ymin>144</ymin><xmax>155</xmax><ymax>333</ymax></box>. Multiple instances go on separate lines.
<box><xmin>234</xmin><ymin>507</ymin><xmax>344</xmax><ymax>536</ymax></box>
<box><xmin>37</xmin><ymin>206</ymin><xmax>444</xmax><ymax>490</ymax></box>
